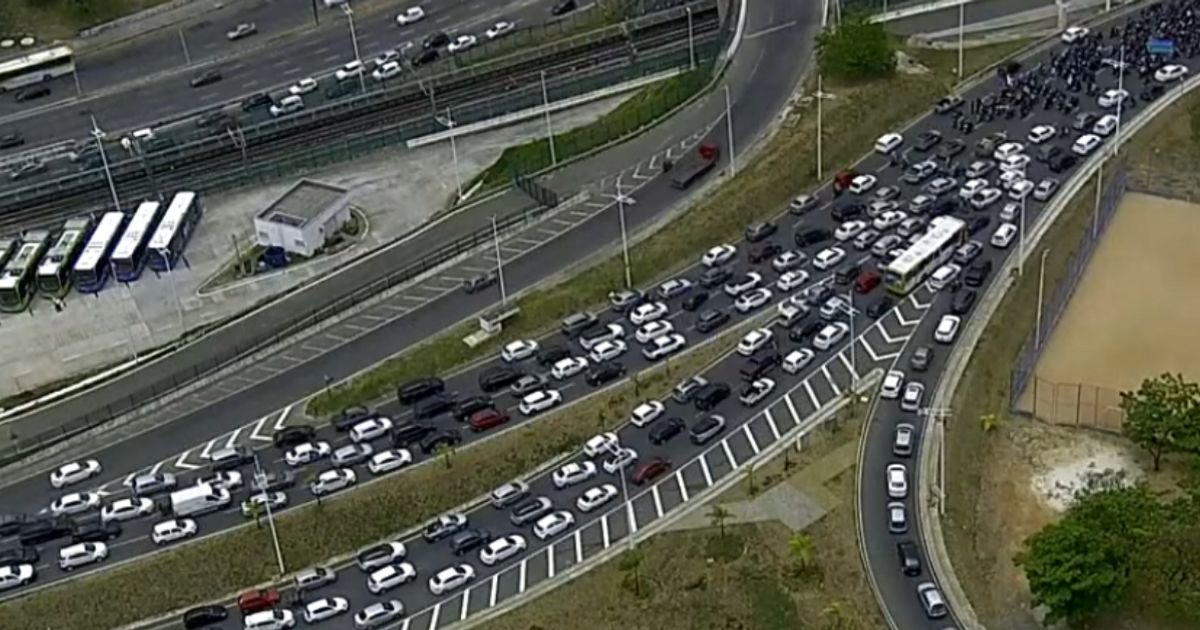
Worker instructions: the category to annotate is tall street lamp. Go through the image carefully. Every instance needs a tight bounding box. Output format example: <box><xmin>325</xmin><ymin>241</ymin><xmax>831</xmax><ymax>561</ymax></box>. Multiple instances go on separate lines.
<box><xmin>341</xmin><ymin>3</ymin><xmax>367</xmax><ymax>94</ymax></box>
<box><xmin>253</xmin><ymin>455</ymin><xmax>287</xmax><ymax>577</ymax></box>
<box><xmin>89</xmin><ymin>114</ymin><xmax>122</xmax><ymax>212</ymax></box>
<box><xmin>435</xmin><ymin>109</ymin><xmax>464</xmax><ymax>201</ymax></box>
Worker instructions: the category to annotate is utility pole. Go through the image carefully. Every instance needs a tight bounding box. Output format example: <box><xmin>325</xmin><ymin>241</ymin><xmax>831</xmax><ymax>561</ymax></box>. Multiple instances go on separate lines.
<box><xmin>253</xmin><ymin>455</ymin><xmax>287</xmax><ymax>577</ymax></box>
<box><xmin>436</xmin><ymin>109</ymin><xmax>463</xmax><ymax>201</ymax></box>
<box><xmin>90</xmin><ymin>115</ymin><xmax>122</xmax><ymax>213</ymax></box>
<box><xmin>341</xmin><ymin>3</ymin><xmax>366</xmax><ymax>94</ymax></box>
<box><xmin>920</xmin><ymin>407</ymin><xmax>953</xmax><ymax>515</ymax></box>
<box><xmin>724</xmin><ymin>84</ymin><xmax>735</xmax><ymax>177</ymax></box>
<box><xmin>491</xmin><ymin>215</ymin><xmax>508</xmax><ymax>305</ymax></box>
<box><xmin>540</xmin><ymin>70</ymin><xmax>557</xmax><ymax>166</ymax></box>
<box><xmin>686</xmin><ymin>6</ymin><xmax>696</xmax><ymax>70</ymax></box>
<box><xmin>957</xmin><ymin>0</ymin><xmax>965</xmax><ymax>80</ymax></box>
<box><xmin>1035</xmin><ymin>249</ymin><xmax>1050</xmax><ymax>350</ymax></box>
<box><xmin>614</xmin><ymin>176</ymin><xmax>633</xmax><ymax>288</ymax></box>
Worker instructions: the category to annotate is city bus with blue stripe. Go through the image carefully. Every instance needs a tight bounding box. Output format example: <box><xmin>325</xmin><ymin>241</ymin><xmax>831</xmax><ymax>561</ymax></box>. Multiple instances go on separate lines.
<box><xmin>36</xmin><ymin>216</ymin><xmax>93</xmax><ymax>297</ymax></box>
<box><xmin>111</xmin><ymin>201</ymin><xmax>163</xmax><ymax>282</ymax></box>
<box><xmin>147</xmin><ymin>191</ymin><xmax>203</xmax><ymax>272</ymax></box>
<box><xmin>0</xmin><ymin>230</ymin><xmax>52</xmax><ymax>312</ymax></box>
<box><xmin>72</xmin><ymin>211</ymin><xmax>126</xmax><ymax>293</ymax></box>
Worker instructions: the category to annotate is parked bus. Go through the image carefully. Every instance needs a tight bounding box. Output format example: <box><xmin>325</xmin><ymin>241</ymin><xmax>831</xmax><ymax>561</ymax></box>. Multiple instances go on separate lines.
<box><xmin>147</xmin><ymin>191</ymin><xmax>203</xmax><ymax>272</ymax></box>
<box><xmin>36</xmin><ymin>217</ymin><xmax>93</xmax><ymax>297</ymax></box>
<box><xmin>883</xmin><ymin>215</ymin><xmax>967</xmax><ymax>295</ymax></box>
<box><xmin>73</xmin><ymin>212</ymin><xmax>126</xmax><ymax>293</ymax></box>
<box><xmin>0</xmin><ymin>238</ymin><xmax>16</xmax><ymax>270</ymax></box>
<box><xmin>0</xmin><ymin>46</ymin><xmax>75</xmax><ymax>92</ymax></box>
<box><xmin>111</xmin><ymin>201</ymin><xmax>163</xmax><ymax>282</ymax></box>
<box><xmin>0</xmin><ymin>230</ymin><xmax>52</xmax><ymax>312</ymax></box>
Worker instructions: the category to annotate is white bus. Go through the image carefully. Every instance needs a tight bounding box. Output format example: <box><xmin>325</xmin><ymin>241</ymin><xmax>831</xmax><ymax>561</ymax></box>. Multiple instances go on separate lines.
<box><xmin>0</xmin><ymin>230</ymin><xmax>52</xmax><ymax>312</ymax></box>
<box><xmin>883</xmin><ymin>215</ymin><xmax>967</xmax><ymax>295</ymax></box>
<box><xmin>73</xmin><ymin>211</ymin><xmax>126</xmax><ymax>294</ymax></box>
<box><xmin>147</xmin><ymin>191</ymin><xmax>204</xmax><ymax>272</ymax></box>
<box><xmin>0</xmin><ymin>45</ymin><xmax>75</xmax><ymax>92</ymax></box>
<box><xmin>111</xmin><ymin>201</ymin><xmax>163</xmax><ymax>282</ymax></box>
<box><xmin>37</xmin><ymin>217</ymin><xmax>93</xmax><ymax>297</ymax></box>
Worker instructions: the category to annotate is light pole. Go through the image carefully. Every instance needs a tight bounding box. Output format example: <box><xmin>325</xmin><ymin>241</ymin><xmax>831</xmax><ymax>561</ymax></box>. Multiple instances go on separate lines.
<box><xmin>1113</xmin><ymin>44</ymin><xmax>1125</xmax><ymax>155</ymax></box>
<box><xmin>491</xmin><ymin>215</ymin><xmax>508</xmax><ymax>305</ymax></box>
<box><xmin>163</xmin><ymin>248</ymin><xmax>184</xmax><ymax>331</ymax></box>
<box><xmin>71</xmin><ymin>64</ymin><xmax>82</xmax><ymax>96</ymax></box>
<box><xmin>956</xmin><ymin>0</ymin><xmax>965</xmax><ymax>80</ymax></box>
<box><xmin>836</xmin><ymin>290</ymin><xmax>857</xmax><ymax>388</ymax></box>
<box><xmin>724</xmin><ymin>84</ymin><xmax>735</xmax><ymax>177</ymax></box>
<box><xmin>686</xmin><ymin>6</ymin><xmax>696</xmax><ymax>70</ymax></box>
<box><xmin>253</xmin><ymin>455</ymin><xmax>287</xmax><ymax>577</ymax></box>
<box><xmin>1018</xmin><ymin>194</ymin><xmax>1027</xmax><ymax>276</ymax></box>
<box><xmin>1035</xmin><ymin>249</ymin><xmax>1050</xmax><ymax>350</ymax></box>
<box><xmin>177</xmin><ymin>27</ymin><xmax>192</xmax><ymax>66</ymax></box>
<box><xmin>1093</xmin><ymin>158</ymin><xmax>1104</xmax><ymax>239</ymax></box>
<box><xmin>341</xmin><ymin>3</ymin><xmax>366</xmax><ymax>94</ymax></box>
<box><xmin>435</xmin><ymin>109</ymin><xmax>463</xmax><ymax>201</ymax></box>
<box><xmin>813</xmin><ymin>75</ymin><xmax>835</xmax><ymax>180</ymax></box>
<box><xmin>613</xmin><ymin>175</ymin><xmax>633</xmax><ymax>289</ymax></box>
<box><xmin>90</xmin><ymin>115</ymin><xmax>122</xmax><ymax>212</ymax></box>
<box><xmin>606</xmin><ymin>443</ymin><xmax>635</xmax><ymax>551</ymax></box>
<box><xmin>920</xmin><ymin>407</ymin><xmax>953</xmax><ymax>515</ymax></box>
<box><xmin>540</xmin><ymin>70</ymin><xmax>557</xmax><ymax>166</ymax></box>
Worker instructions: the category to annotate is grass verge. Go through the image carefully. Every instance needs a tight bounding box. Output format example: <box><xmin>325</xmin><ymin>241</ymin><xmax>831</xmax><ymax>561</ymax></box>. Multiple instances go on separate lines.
<box><xmin>0</xmin><ymin>327</ymin><xmax>739</xmax><ymax>630</ymax></box>
<box><xmin>308</xmin><ymin>40</ymin><xmax>1031</xmax><ymax>417</ymax></box>
<box><xmin>478</xmin><ymin>407</ymin><xmax>882</xmax><ymax>629</ymax></box>
<box><xmin>0</xmin><ymin>0</ymin><xmax>171</xmax><ymax>38</ymax></box>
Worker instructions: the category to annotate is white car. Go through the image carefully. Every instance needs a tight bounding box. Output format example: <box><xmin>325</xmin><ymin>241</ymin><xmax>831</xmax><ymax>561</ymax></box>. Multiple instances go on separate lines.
<box><xmin>740</xmin><ymin>378</ymin><xmax>776</xmax><ymax>406</ymax></box>
<box><xmin>332</xmin><ymin>442</ymin><xmax>374</xmax><ymax>468</ymax></box>
<box><xmin>776</xmin><ymin>270</ymin><xmax>809</xmax><ymax>292</ymax></box>
<box><xmin>288</xmin><ymin>77</ymin><xmax>318</xmax><ymax>96</ymax></box>
<box><xmin>1000</xmin><ymin>153</ymin><xmax>1031</xmax><ymax>173</ymax></box>
<box><xmin>849</xmin><ymin>174</ymin><xmax>877</xmax><ymax>194</ymax></box>
<box><xmin>1008</xmin><ymin>179</ymin><xmax>1034</xmax><ymax>200</ymax></box>
<box><xmin>58</xmin><ymin>542</ymin><xmax>108</xmax><ymax>571</ymax></box>
<box><xmin>734</xmin><ymin>287</ymin><xmax>772</xmax><ymax>313</ymax></box>
<box><xmin>1027</xmin><ymin>124</ymin><xmax>1056</xmax><ymax>144</ymax></box>
<box><xmin>782</xmin><ymin>348</ymin><xmax>815</xmax><ymax>374</ymax></box>
<box><xmin>1060</xmin><ymin>25</ymin><xmax>1089</xmax><ymax>43</ymax></box>
<box><xmin>354</xmin><ymin>600</ymin><xmax>405</xmax><ymax>629</ymax></box>
<box><xmin>886</xmin><ymin>464</ymin><xmax>909</xmax><ymax>499</ymax></box>
<box><xmin>873</xmin><ymin>211</ymin><xmax>906</xmax><ymax>231</ymax></box>
<box><xmin>197</xmin><ymin>470</ymin><xmax>243</xmax><ymax>491</ymax></box>
<box><xmin>992</xmin><ymin>142</ymin><xmax>1024</xmax><ymax>162</ymax></box>
<box><xmin>50</xmin><ymin>459</ymin><xmax>102</xmax><ymax>488</ymax></box>
<box><xmin>875</xmin><ymin>132</ymin><xmax>903</xmax><ymax>154</ymax></box>
<box><xmin>226</xmin><ymin>22</ymin><xmax>258</xmax><ymax>40</ymax></box>
<box><xmin>501</xmin><ymin>339</ymin><xmax>539</xmax><ymax>362</ymax></box>
<box><xmin>935</xmin><ymin>314</ymin><xmax>962</xmax><ymax>344</ymax></box>
<box><xmin>642</xmin><ymin>333</ymin><xmax>686</xmax><ymax>360</ymax></box>
<box><xmin>100</xmin><ymin>497</ymin><xmax>155</xmax><ymax>524</ymax></box>
<box><xmin>958</xmin><ymin>178</ymin><xmax>988</xmax><ymax>199</ymax></box>
<box><xmin>0</xmin><ymin>564</ymin><xmax>35</xmax><ymax>592</ymax></box>
<box><xmin>990</xmin><ymin>222</ymin><xmax>1018</xmax><ymax>248</ymax></box>
<box><xmin>373</xmin><ymin>50</ymin><xmax>401</xmax><ymax>67</ymax></box>
<box><xmin>335</xmin><ymin>60</ymin><xmax>364</xmax><ymax>81</ymax></box>
<box><xmin>589</xmin><ymin>339</ymin><xmax>627</xmax><ymax>363</ymax></box>
<box><xmin>772</xmin><ymin>249</ymin><xmax>806</xmax><ymax>272</ymax></box>
<box><xmin>724</xmin><ymin>272</ymin><xmax>763</xmax><ymax>297</ymax></box>
<box><xmin>269</xmin><ymin>95</ymin><xmax>304</xmax><ymax>117</ymax></box>
<box><xmin>480</xmin><ymin>534</ymin><xmax>527</xmax><ymax>566</ymax></box>
<box><xmin>395</xmin><ymin>6</ymin><xmax>426</xmax><ymax>25</ymax></box>
<box><xmin>351</xmin><ymin>417</ymin><xmax>394</xmax><ymax>443</ymax></box>
<box><xmin>486</xmin><ymin>20</ymin><xmax>516</xmax><ymax>39</ymax></box>
<box><xmin>1072</xmin><ymin>134</ymin><xmax>1102</xmax><ymax>155</ymax></box>
<box><xmin>304</xmin><ymin>597</ymin><xmax>350</xmax><ymax>624</ymax></box>
<box><xmin>552</xmin><ymin>461</ymin><xmax>597</xmax><ymax>489</ymax></box>
<box><xmin>881</xmin><ymin>370</ymin><xmax>905</xmax><ymax>399</ymax></box>
<box><xmin>629</xmin><ymin>301</ymin><xmax>668</xmax><ymax>325</ymax></box>
<box><xmin>583</xmin><ymin>432</ymin><xmax>619</xmax><ymax>457</ymax></box>
<box><xmin>1098</xmin><ymin>88</ymin><xmax>1129</xmax><ymax>108</ymax></box>
<box><xmin>1155</xmin><ymin>63</ymin><xmax>1188</xmax><ymax>83</ymax></box>
<box><xmin>576</xmin><ymin>483</ymin><xmax>619</xmax><ymax>512</ymax></box>
<box><xmin>970</xmin><ymin>187</ymin><xmax>1002</xmax><ymax>210</ymax></box>
<box><xmin>602</xmin><ymin>447</ymin><xmax>638</xmax><ymax>474</ymax></box>
<box><xmin>243</xmin><ymin>610</ymin><xmax>294</xmax><ymax>630</ymax></box>
<box><xmin>635</xmin><ymin>320</ymin><xmax>674</xmax><ymax>344</ymax></box>
<box><xmin>812</xmin><ymin>247</ymin><xmax>846</xmax><ymax>270</ymax></box>
<box><xmin>1093</xmin><ymin>113</ymin><xmax>1119</xmax><ymax>137</ymax></box>
<box><xmin>48</xmin><ymin>491</ymin><xmax>101</xmax><ymax>516</ymax></box>
<box><xmin>927</xmin><ymin>263</ymin><xmax>961</xmax><ymax>291</ymax></box>
<box><xmin>285</xmin><ymin>441</ymin><xmax>332</xmax><ymax>467</ymax></box>
<box><xmin>551</xmin><ymin>356</ymin><xmax>589</xmax><ymax>380</ymax></box>
<box><xmin>630</xmin><ymin>400</ymin><xmax>666</xmax><ymax>427</ymax></box>
<box><xmin>357</xmin><ymin>542</ymin><xmax>408</xmax><ymax>572</ymax></box>
<box><xmin>518</xmin><ymin>389</ymin><xmax>563</xmax><ymax>415</ymax></box>
<box><xmin>834</xmin><ymin>220</ymin><xmax>867</xmax><ymax>242</ymax></box>
<box><xmin>241</xmin><ymin>492</ymin><xmax>288</xmax><ymax>517</ymax></box>
<box><xmin>372</xmin><ymin>61</ymin><xmax>402</xmax><ymax>81</ymax></box>
<box><xmin>367</xmin><ymin>562</ymin><xmax>417</xmax><ymax>594</ymax></box>
<box><xmin>737</xmin><ymin>328</ymin><xmax>773</xmax><ymax>356</ymax></box>
<box><xmin>813</xmin><ymin>322</ymin><xmax>850</xmax><ymax>351</ymax></box>
<box><xmin>901</xmin><ymin>381</ymin><xmax>925</xmax><ymax>411</ymax></box>
<box><xmin>657</xmin><ymin>277</ymin><xmax>693</xmax><ymax>299</ymax></box>
<box><xmin>310</xmin><ymin>468</ymin><xmax>357</xmax><ymax>496</ymax></box>
<box><xmin>533</xmin><ymin>511</ymin><xmax>575</xmax><ymax>540</ymax></box>
<box><xmin>150</xmin><ymin>518</ymin><xmax>198</xmax><ymax>545</ymax></box>
<box><xmin>429</xmin><ymin>564</ymin><xmax>476</xmax><ymax>595</ymax></box>
<box><xmin>448</xmin><ymin>34</ymin><xmax>477</xmax><ymax>53</ymax></box>
<box><xmin>997</xmin><ymin>169</ymin><xmax>1024</xmax><ymax>190</ymax></box>
<box><xmin>702</xmin><ymin>244</ymin><xmax>737</xmax><ymax>267</ymax></box>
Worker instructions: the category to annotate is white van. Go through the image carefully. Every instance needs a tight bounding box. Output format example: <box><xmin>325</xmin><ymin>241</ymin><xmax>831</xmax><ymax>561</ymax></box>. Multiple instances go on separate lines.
<box><xmin>170</xmin><ymin>483</ymin><xmax>232</xmax><ymax>517</ymax></box>
<box><xmin>269</xmin><ymin>95</ymin><xmax>304</xmax><ymax>117</ymax></box>
<box><xmin>1092</xmin><ymin>114</ymin><xmax>1118</xmax><ymax>137</ymax></box>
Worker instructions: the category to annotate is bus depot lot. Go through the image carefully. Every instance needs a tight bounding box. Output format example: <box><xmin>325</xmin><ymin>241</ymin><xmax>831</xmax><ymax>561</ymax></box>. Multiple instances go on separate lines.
<box><xmin>0</xmin><ymin>99</ymin><xmax>624</xmax><ymax>400</ymax></box>
<box><xmin>1021</xmin><ymin>191</ymin><xmax>1200</xmax><ymax>400</ymax></box>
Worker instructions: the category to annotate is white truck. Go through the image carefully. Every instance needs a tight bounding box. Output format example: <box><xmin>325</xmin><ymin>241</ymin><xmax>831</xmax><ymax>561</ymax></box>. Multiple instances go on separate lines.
<box><xmin>170</xmin><ymin>483</ymin><xmax>231</xmax><ymax>517</ymax></box>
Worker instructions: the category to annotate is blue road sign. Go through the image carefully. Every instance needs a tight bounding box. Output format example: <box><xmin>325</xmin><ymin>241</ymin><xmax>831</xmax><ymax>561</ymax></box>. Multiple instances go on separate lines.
<box><xmin>1147</xmin><ymin>37</ymin><xmax>1176</xmax><ymax>55</ymax></box>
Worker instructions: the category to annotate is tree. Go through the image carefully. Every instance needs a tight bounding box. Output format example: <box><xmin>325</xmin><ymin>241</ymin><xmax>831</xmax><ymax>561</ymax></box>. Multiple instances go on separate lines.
<box><xmin>434</xmin><ymin>442</ymin><xmax>456</xmax><ymax>469</ymax></box>
<box><xmin>980</xmin><ymin>413</ymin><xmax>999</xmax><ymax>433</ymax></box>
<box><xmin>788</xmin><ymin>532</ymin><xmax>815</xmax><ymax>571</ymax></box>
<box><xmin>246</xmin><ymin>499</ymin><xmax>264</xmax><ymax>529</ymax></box>
<box><xmin>708</xmin><ymin>503</ymin><xmax>731</xmax><ymax>539</ymax></box>
<box><xmin>617</xmin><ymin>548</ymin><xmax>647</xmax><ymax>598</ymax></box>
<box><xmin>815</xmin><ymin>12</ymin><xmax>895</xmax><ymax>81</ymax></box>
<box><xmin>1120</xmin><ymin>373</ymin><xmax>1200</xmax><ymax>470</ymax></box>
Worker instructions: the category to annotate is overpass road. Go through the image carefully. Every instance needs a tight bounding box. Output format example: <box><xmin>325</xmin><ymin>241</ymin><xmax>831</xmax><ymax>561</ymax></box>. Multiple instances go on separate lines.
<box><xmin>885</xmin><ymin>0</ymin><xmax>1055</xmax><ymax>35</ymax></box>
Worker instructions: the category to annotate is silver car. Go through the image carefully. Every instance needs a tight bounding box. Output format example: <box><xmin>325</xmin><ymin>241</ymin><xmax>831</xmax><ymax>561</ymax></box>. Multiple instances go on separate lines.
<box><xmin>332</xmin><ymin>443</ymin><xmax>374</xmax><ymax>467</ymax></box>
<box><xmin>509</xmin><ymin>496</ymin><xmax>553</xmax><ymax>526</ymax></box>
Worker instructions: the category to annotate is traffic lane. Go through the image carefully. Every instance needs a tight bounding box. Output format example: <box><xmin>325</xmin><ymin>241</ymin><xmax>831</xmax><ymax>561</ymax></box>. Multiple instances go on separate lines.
<box><xmin>885</xmin><ymin>0</ymin><xmax>1056</xmax><ymax>36</ymax></box>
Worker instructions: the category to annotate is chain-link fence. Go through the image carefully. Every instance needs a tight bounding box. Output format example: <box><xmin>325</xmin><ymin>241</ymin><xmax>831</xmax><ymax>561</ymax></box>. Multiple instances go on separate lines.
<box><xmin>1023</xmin><ymin>377</ymin><xmax>1126</xmax><ymax>433</ymax></box>
<box><xmin>1009</xmin><ymin>163</ymin><xmax>1128</xmax><ymax>411</ymax></box>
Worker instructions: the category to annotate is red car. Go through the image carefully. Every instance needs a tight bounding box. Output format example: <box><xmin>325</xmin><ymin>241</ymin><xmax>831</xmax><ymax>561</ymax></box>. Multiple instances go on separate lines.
<box><xmin>854</xmin><ymin>270</ymin><xmax>881</xmax><ymax>294</ymax></box>
<box><xmin>632</xmin><ymin>458</ymin><xmax>671</xmax><ymax>485</ymax></box>
<box><xmin>468</xmin><ymin>408</ymin><xmax>510</xmax><ymax>432</ymax></box>
<box><xmin>237</xmin><ymin>588</ymin><xmax>280</xmax><ymax>614</ymax></box>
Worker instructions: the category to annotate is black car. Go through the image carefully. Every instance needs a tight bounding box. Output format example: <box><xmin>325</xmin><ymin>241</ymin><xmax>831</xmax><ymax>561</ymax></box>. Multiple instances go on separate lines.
<box><xmin>18</xmin><ymin>517</ymin><xmax>74</xmax><ymax>546</ymax></box>
<box><xmin>740</xmin><ymin>351</ymin><xmax>781</xmax><ymax>381</ymax></box>
<box><xmin>273</xmin><ymin>425</ymin><xmax>316</xmax><ymax>449</ymax></box>
<box><xmin>795</xmin><ymin>228</ymin><xmax>831</xmax><ymax>246</ymax></box>
<box><xmin>450</xmin><ymin>528</ymin><xmax>490</xmax><ymax>555</ymax></box>
<box><xmin>251</xmin><ymin>469</ymin><xmax>296</xmax><ymax>493</ymax></box>
<box><xmin>897</xmin><ymin>541</ymin><xmax>923</xmax><ymax>577</ymax></box>
<box><xmin>1048</xmin><ymin>153</ymin><xmax>1078</xmax><ymax>174</ymax></box>
<box><xmin>830</xmin><ymin>203</ymin><xmax>863</xmax><ymax>221</ymax></box>
<box><xmin>453</xmin><ymin>395</ymin><xmax>494</xmax><ymax>421</ymax></box>
<box><xmin>681</xmin><ymin>290</ymin><xmax>709</xmax><ymax>311</ymax></box>
<box><xmin>748</xmin><ymin>242</ymin><xmax>782</xmax><ymax>264</ymax></box>
<box><xmin>909</xmin><ymin>346</ymin><xmax>933</xmax><ymax>372</ymax></box>
<box><xmin>423</xmin><ymin>31</ymin><xmax>450</xmax><ymax>49</ymax></box>
<box><xmin>412</xmin><ymin>48</ymin><xmax>439</xmax><ymax>67</ymax></box>
<box><xmin>240</xmin><ymin>92</ymin><xmax>272</xmax><ymax>111</ymax></box>
<box><xmin>413</xmin><ymin>395</ymin><xmax>455</xmax><ymax>420</ymax></box>
<box><xmin>537</xmin><ymin>345</ymin><xmax>572</xmax><ymax>366</ymax></box>
<box><xmin>933</xmin><ymin>198</ymin><xmax>962</xmax><ymax>217</ymax></box>
<box><xmin>183</xmin><ymin>605</ymin><xmax>229</xmax><ymax>629</ymax></box>
<box><xmin>695</xmin><ymin>309</ymin><xmax>730</xmax><ymax>333</ymax></box>
<box><xmin>325</xmin><ymin>80</ymin><xmax>358</xmax><ymax>100</ymax></box>
<box><xmin>391</xmin><ymin>422</ymin><xmax>436</xmax><ymax>447</ymax></box>
<box><xmin>420</xmin><ymin>429</ymin><xmax>463</xmax><ymax>455</ymax></box>
<box><xmin>189</xmin><ymin>69</ymin><xmax>223</xmax><ymax>88</ymax></box>
<box><xmin>788</xmin><ymin>320</ymin><xmax>824</xmax><ymax>343</ymax></box>
<box><xmin>0</xmin><ymin>545</ymin><xmax>38</xmax><ymax>566</ymax></box>
<box><xmin>330</xmin><ymin>405</ymin><xmax>379</xmax><ymax>432</ymax></box>
<box><xmin>744</xmin><ymin>220</ymin><xmax>777</xmax><ymax>242</ymax></box>
<box><xmin>866</xmin><ymin>297</ymin><xmax>893</xmax><ymax>319</ymax></box>
<box><xmin>698</xmin><ymin>266</ymin><xmax>732</xmax><ymax>289</ymax></box>
<box><xmin>397</xmin><ymin>377</ymin><xmax>445</xmax><ymax>405</ymax></box>
<box><xmin>585</xmin><ymin>361</ymin><xmax>626</xmax><ymax>386</ymax></box>
<box><xmin>913</xmin><ymin>130</ymin><xmax>942</xmax><ymax>151</ymax></box>
<box><xmin>967</xmin><ymin>216</ymin><xmax>990</xmax><ymax>236</ymax></box>
<box><xmin>0</xmin><ymin>133</ymin><xmax>24</xmax><ymax>149</ymax></box>
<box><xmin>649</xmin><ymin>417</ymin><xmax>686</xmax><ymax>445</ymax></box>
<box><xmin>551</xmin><ymin>0</ymin><xmax>577</xmax><ymax>15</ymax></box>
<box><xmin>936</xmin><ymin>139</ymin><xmax>966</xmax><ymax>159</ymax></box>
<box><xmin>510</xmin><ymin>497</ymin><xmax>553</xmax><ymax>526</ymax></box>
<box><xmin>15</xmin><ymin>85</ymin><xmax>50</xmax><ymax>101</ymax></box>
<box><xmin>478</xmin><ymin>366</ymin><xmax>524</xmax><ymax>392</ymax></box>
<box><xmin>1035</xmin><ymin>144</ymin><xmax>1063</xmax><ymax>164</ymax></box>
<box><xmin>0</xmin><ymin>513</ymin><xmax>28</xmax><ymax>537</ymax></box>
<box><xmin>834</xmin><ymin>264</ymin><xmax>861</xmax><ymax>286</ymax></box>
<box><xmin>950</xmin><ymin>290</ymin><xmax>977</xmax><ymax>315</ymax></box>
<box><xmin>964</xmin><ymin>259</ymin><xmax>991</xmax><ymax>287</ymax></box>
<box><xmin>693</xmin><ymin>382</ymin><xmax>731</xmax><ymax>411</ymax></box>
<box><xmin>71</xmin><ymin>519</ymin><xmax>122</xmax><ymax>544</ymax></box>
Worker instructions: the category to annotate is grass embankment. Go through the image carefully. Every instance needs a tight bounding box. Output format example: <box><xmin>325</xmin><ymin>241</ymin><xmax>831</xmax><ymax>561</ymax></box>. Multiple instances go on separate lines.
<box><xmin>481</xmin><ymin>408</ymin><xmax>882</xmax><ymax>630</ymax></box>
<box><xmin>470</xmin><ymin>68</ymin><xmax>712</xmax><ymax>192</ymax></box>
<box><xmin>308</xmin><ymin>39</ymin><xmax>1029</xmax><ymax>418</ymax></box>
<box><xmin>0</xmin><ymin>333</ymin><xmax>737</xmax><ymax>630</ymax></box>
<box><xmin>0</xmin><ymin>0</ymin><xmax>170</xmax><ymax>37</ymax></box>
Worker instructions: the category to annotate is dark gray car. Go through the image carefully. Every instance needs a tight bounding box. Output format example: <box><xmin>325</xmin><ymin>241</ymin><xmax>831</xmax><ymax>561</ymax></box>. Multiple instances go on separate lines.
<box><xmin>509</xmin><ymin>496</ymin><xmax>553</xmax><ymax>526</ymax></box>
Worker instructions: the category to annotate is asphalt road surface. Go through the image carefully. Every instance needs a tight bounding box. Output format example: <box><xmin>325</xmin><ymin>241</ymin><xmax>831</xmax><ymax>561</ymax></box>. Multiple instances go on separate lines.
<box><xmin>885</xmin><ymin>0</ymin><xmax>1056</xmax><ymax>35</ymax></box>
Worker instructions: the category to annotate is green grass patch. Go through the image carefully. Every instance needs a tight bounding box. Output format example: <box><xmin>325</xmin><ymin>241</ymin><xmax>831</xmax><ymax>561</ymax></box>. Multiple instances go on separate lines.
<box><xmin>470</xmin><ymin>67</ymin><xmax>713</xmax><ymax>193</ymax></box>
<box><xmin>0</xmin><ymin>330</ymin><xmax>737</xmax><ymax>630</ymax></box>
<box><xmin>0</xmin><ymin>0</ymin><xmax>172</xmax><ymax>38</ymax></box>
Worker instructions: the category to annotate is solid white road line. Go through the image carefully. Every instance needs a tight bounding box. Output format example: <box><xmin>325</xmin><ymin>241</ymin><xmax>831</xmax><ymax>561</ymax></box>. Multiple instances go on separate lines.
<box><xmin>601</xmin><ymin>514</ymin><xmax>611</xmax><ymax>547</ymax></box>
<box><xmin>224</xmin><ymin>426</ymin><xmax>245</xmax><ymax>450</ymax></box>
<box><xmin>675</xmin><ymin>470</ymin><xmax>689</xmax><ymax>502</ymax></box>
<box><xmin>721</xmin><ymin>440</ymin><xmax>739</xmax><ymax>469</ymax></box>
<box><xmin>547</xmin><ymin>545</ymin><xmax>556</xmax><ymax>578</ymax></box>
<box><xmin>574</xmin><ymin>530</ymin><xmax>583</xmax><ymax>563</ymax></box>
<box><xmin>802</xmin><ymin>380</ymin><xmax>820</xmax><ymax>409</ymax></box>
<box><xmin>489</xmin><ymin>575</ymin><xmax>499</xmax><ymax>606</ymax></box>
<box><xmin>823</xmin><ymin>366</ymin><xmax>841</xmax><ymax>397</ymax></box>
<box><xmin>626</xmin><ymin>500</ymin><xmax>639</xmax><ymax>535</ymax></box>
<box><xmin>652</xmin><ymin>486</ymin><xmax>664</xmax><ymax>518</ymax></box>
<box><xmin>460</xmin><ymin>587</ymin><xmax>470</xmax><ymax>620</ymax></box>
<box><xmin>699</xmin><ymin>455</ymin><xmax>714</xmax><ymax>486</ymax></box>
<box><xmin>743</xmin><ymin>424</ymin><xmax>760</xmax><ymax>454</ymax></box>
<box><xmin>429</xmin><ymin>603</ymin><xmax>440</xmax><ymax>629</ymax></box>
<box><xmin>764</xmin><ymin>408</ymin><xmax>781</xmax><ymax>440</ymax></box>
<box><xmin>784</xmin><ymin>394</ymin><xmax>801</xmax><ymax>422</ymax></box>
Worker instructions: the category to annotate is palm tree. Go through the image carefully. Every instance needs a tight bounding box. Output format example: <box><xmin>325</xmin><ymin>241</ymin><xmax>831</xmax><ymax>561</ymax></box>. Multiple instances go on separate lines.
<box><xmin>788</xmin><ymin>532</ymin><xmax>815</xmax><ymax>570</ymax></box>
<box><xmin>746</xmin><ymin>465</ymin><xmax>758</xmax><ymax>496</ymax></box>
<box><xmin>434</xmin><ymin>442</ymin><xmax>455</xmax><ymax>469</ymax></box>
<box><xmin>246</xmin><ymin>499</ymin><xmax>264</xmax><ymax>529</ymax></box>
<box><xmin>708</xmin><ymin>504</ymin><xmax>731</xmax><ymax>539</ymax></box>
<box><xmin>618</xmin><ymin>548</ymin><xmax>645</xmax><ymax>597</ymax></box>
<box><xmin>821</xmin><ymin>601</ymin><xmax>851</xmax><ymax>630</ymax></box>
<box><xmin>303</xmin><ymin>471</ymin><xmax>323</xmax><ymax>507</ymax></box>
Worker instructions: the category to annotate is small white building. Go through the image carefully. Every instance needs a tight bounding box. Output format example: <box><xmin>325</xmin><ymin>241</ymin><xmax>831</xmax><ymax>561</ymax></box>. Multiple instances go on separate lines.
<box><xmin>254</xmin><ymin>179</ymin><xmax>351</xmax><ymax>257</ymax></box>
